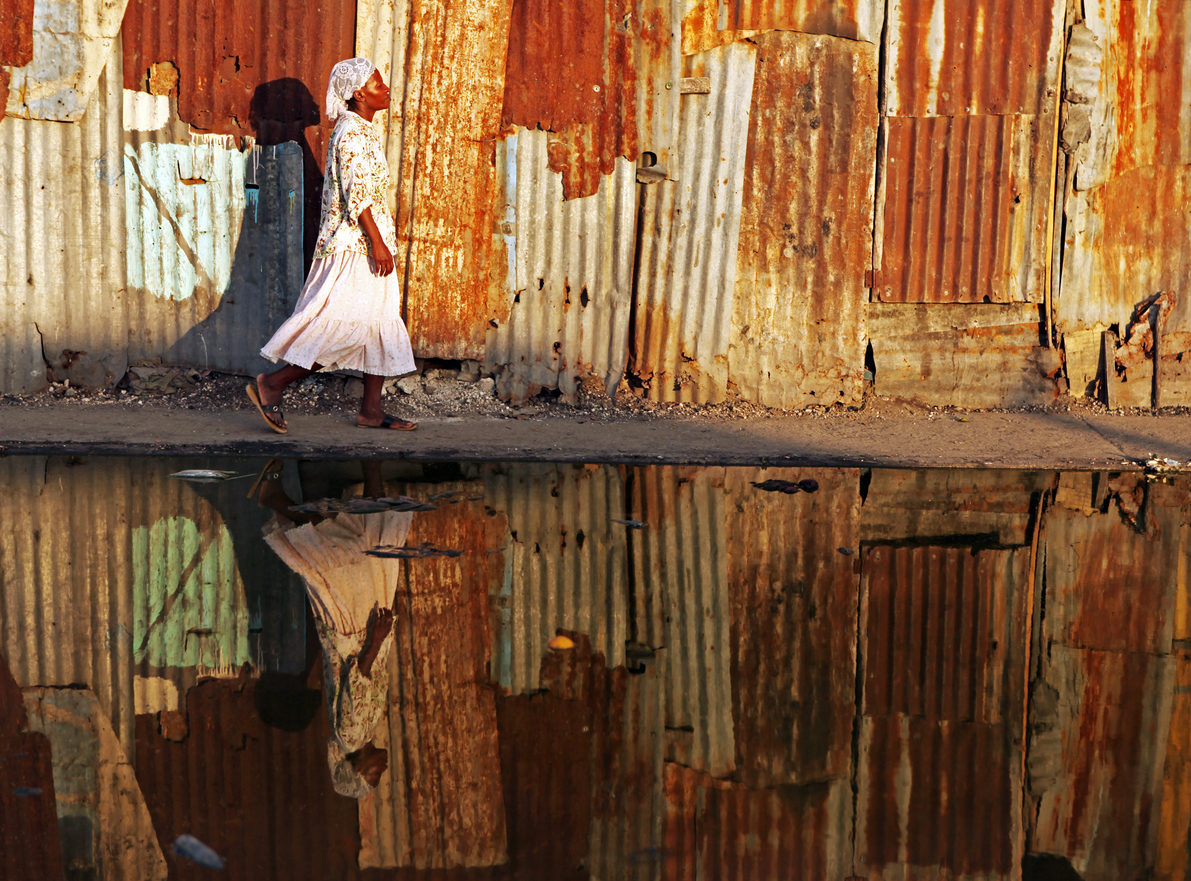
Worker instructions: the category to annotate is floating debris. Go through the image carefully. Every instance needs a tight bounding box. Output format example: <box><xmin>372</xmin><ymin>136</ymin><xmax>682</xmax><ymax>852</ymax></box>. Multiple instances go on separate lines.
<box><xmin>1145</xmin><ymin>457</ymin><xmax>1183</xmax><ymax>476</ymax></box>
<box><xmin>289</xmin><ymin>496</ymin><xmax>436</xmax><ymax>515</ymax></box>
<box><xmin>170</xmin><ymin>469</ymin><xmax>239</xmax><ymax>482</ymax></box>
<box><xmin>837</xmin><ymin>547</ymin><xmax>854</xmax><ymax>556</ymax></box>
<box><xmin>548</xmin><ymin>635</ymin><xmax>575</xmax><ymax>650</ymax></box>
<box><xmin>12</xmin><ymin>786</ymin><xmax>42</xmax><ymax>797</ymax></box>
<box><xmin>366</xmin><ymin>542</ymin><xmax>463</xmax><ymax>559</ymax></box>
<box><xmin>613</xmin><ymin>518</ymin><xmax>645</xmax><ymax>529</ymax></box>
<box><xmin>172</xmin><ymin>834</ymin><xmax>226</xmax><ymax>870</ymax></box>
<box><xmin>752</xmin><ymin>478</ymin><xmax>819</xmax><ymax>494</ymax></box>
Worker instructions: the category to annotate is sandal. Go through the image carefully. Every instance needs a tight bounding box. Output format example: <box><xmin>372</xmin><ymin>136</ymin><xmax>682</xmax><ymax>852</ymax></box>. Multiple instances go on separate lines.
<box><xmin>246</xmin><ymin>378</ymin><xmax>288</xmax><ymax>434</ymax></box>
<box><xmin>246</xmin><ymin>458</ymin><xmax>283</xmax><ymax>500</ymax></box>
<box><xmin>356</xmin><ymin>414</ymin><xmax>417</xmax><ymax>431</ymax></box>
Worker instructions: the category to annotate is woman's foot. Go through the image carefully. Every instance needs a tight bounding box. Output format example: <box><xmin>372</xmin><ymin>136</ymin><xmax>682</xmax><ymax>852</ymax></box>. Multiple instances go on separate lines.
<box><xmin>356</xmin><ymin>413</ymin><xmax>417</xmax><ymax>431</ymax></box>
<box><xmin>246</xmin><ymin>374</ymin><xmax>287</xmax><ymax>433</ymax></box>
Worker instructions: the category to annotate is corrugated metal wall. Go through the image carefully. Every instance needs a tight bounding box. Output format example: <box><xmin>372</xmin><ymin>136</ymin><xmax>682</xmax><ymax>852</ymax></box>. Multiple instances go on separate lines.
<box><xmin>3</xmin><ymin>0</ymin><xmax>1189</xmax><ymax>404</ymax></box>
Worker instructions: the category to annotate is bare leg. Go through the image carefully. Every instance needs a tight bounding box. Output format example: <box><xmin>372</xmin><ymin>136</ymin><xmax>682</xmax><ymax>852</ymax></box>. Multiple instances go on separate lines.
<box><xmin>358</xmin><ymin>373</ymin><xmax>386</xmax><ymax>423</ymax></box>
<box><xmin>258</xmin><ymin>362</ymin><xmax>323</xmax><ymax>406</ymax></box>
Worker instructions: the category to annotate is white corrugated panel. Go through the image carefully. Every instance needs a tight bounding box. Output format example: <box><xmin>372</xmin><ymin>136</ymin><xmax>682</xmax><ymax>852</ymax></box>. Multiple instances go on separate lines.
<box><xmin>631</xmin><ymin>41</ymin><xmax>756</xmax><ymax>403</ymax></box>
<box><xmin>0</xmin><ymin>37</ymin><xmax>126</xmax><ymax>393</ymax></box>
<box><xmin>486</xmin><ymin>129</ymin><xmax>639</xmax><ymax>402</ymax></box>
<box><xmin>4</xmin><ymin>0</ymin><xmax>130</xmax><ymax>121</ymax></box>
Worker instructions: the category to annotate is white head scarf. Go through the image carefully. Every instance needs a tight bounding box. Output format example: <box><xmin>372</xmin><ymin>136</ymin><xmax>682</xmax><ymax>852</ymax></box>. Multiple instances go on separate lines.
<box><xmin>325</xmin><ymin>57</ymin><xmax>377</xmax><ymax>121</ymax></box>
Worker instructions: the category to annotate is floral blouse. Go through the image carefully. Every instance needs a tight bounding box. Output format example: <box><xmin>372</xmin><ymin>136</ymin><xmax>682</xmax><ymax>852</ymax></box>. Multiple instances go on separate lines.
<box><xmin>314</xmin><ymin>111</ymin><xmax>397</xmax><ymax>260</ymax></box>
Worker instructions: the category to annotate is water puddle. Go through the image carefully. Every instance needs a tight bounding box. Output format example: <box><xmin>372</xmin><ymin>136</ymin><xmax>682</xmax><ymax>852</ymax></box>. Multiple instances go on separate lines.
<box><xmin>1</xmin><ymin>456</ymin><xmax>1189</xmax><ymax>879</ymax></box>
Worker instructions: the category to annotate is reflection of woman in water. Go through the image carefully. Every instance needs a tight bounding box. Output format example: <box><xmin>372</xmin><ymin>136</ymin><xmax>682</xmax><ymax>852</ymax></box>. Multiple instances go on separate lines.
<box><xmin>247</xmin><ymin>57</ymin><xmax>417</xmax><ymax>435</ymax></box>
<box><xmin>253</xmin><ymin>460</ymin><xmax>408</xmax><ymax>797</ymax></box>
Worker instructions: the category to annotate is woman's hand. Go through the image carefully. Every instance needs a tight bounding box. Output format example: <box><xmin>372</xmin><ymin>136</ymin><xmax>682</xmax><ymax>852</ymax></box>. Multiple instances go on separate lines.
<box><xmin>358</xmin><ymin>206</ymin><xmax>395</xmax><ymax>276</ymax></box>
<box><xmin>369</xmin><ymin>239</ymin><xmax>395</xmax><ymax>276</ymax></box>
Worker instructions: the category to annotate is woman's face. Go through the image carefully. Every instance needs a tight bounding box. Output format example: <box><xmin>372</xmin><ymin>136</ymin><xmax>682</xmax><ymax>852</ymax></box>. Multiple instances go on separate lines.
<box><xmin>353</xmin><ymin>70</ymin><xmax>391</xmax><ymax>115</ymax></box>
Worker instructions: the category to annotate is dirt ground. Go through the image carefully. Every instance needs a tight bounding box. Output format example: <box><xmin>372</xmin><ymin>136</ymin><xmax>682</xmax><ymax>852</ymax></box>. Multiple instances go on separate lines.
<box><xmin>3</xmin><ymin>366</ymin><xmax>1191</xmax><ymax>469</ymax></box>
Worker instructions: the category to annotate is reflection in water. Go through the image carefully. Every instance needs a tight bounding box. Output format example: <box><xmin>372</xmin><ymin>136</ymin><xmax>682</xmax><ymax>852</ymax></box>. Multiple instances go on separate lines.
<box><xmin>0</xmin><ymin>459</ymin><xmax>1189</xmax><ymax>880</ymax></box>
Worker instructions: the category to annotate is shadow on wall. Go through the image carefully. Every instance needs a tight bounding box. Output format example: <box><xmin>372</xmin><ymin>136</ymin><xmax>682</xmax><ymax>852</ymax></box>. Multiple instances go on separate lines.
<box><xmin>163</xmin><ymin>79</ymin><xmax>317</xmax><ymax>377</ymax></box>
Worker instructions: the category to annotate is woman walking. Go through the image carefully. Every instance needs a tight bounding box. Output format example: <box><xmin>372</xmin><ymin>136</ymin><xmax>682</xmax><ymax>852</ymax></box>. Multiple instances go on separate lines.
<box><xmin>248</xmin><ymin>57</ymin><xmax>417</xmax><ymax>433</ymax></box>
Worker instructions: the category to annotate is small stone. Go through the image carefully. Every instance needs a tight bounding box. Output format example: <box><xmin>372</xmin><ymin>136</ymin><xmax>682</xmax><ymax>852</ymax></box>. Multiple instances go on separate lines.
<box><xmin>459</xmin><ymin>360</ymin><xmax>482</xmax><ymax>382</ymax></box>
<box><xmin>476</xmin><ymin>377</ymin><xmax>495</xmax><ymax>395</ymax></box>
<box><xmin>396</xmin><ymin>375</ymin><xmax>422</xmax><ymax>395</ymax></box>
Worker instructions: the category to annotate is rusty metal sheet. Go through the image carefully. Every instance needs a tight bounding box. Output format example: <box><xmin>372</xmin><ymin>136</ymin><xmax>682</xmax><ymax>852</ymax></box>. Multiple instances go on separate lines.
<box><xmin>630</xmin><ymin>41</ymin><xmax>755</xmax><ymax>403</ymax></box>
<box><xmin>0</xmin><ymin>0</ymin><xmax>34</xmax><ymax>112</ymax></box>
<box><xmin>486</xmin><ymin>129</ymin><xmax>638</xmax><ymax>403</ymax></box>
<box><xmin>22</xmin><ymin>688</ymin><xmax>167</xmax><ymax>880</ymax></box>
<box><xmin>857</xmin><ymin>715</ymin><xmax>1022</xmax><ymax>880</ymax></box>
<box><xmin>4</xmin><ymin>0</ymin><xmax>129</xmax><ymax>120</ymax></box>
<box><xmin>716</xmin><ymin>0</ymin><xmax>884</xmax><ymax>43</ymax></box>
<box><xmin>874</xmin><ymin>114</ymin><xmax>1054</xmax><ymax>304</ymax></box>
<box><xmin>860</xmin><ymin>544</ymin><xmax>1030</xmax><ymax>725</ymax></box>
<box><xmin>0</xmin><ymin>43</ymin><xmax>127</xmax><ymax>393</ymax></box>
<box><xmin>1040</xmin><ymin>476</ymin><xmax>1181</xmax><ymax>655</ymax></box>
<box><xmin>630</xmin><ymin>466</ymin><xmax>735</xmax><ymax>779</ymax></box>
<box><xmin>121</xmin><ymin>0</ymin><xmax>354</xmax><ymax>219</ymax></box>
<box><xmin>884</xmin><ymin>0</ymin><xmax>1064</xmax><ymax>117</ymax></box>
<box><xmin>861</xmin><ymin>468</ymin><xmax>1053</xmax><ymax>546</ymax></box>
<box><xmin>502</xmin><ymin>0</ymin><xmax>679</xmax><ymax>200</ymax></box>
<box><xmin>1155</xmin><ymin>654</ymin><xmax>1191</xmax><ymax>881</ymax></box>
<box><xmin>866</xmin><ymin>303</ymin><xmax>1062</xmax><ymax>408</ymax></box>
<box><xmin>728</xmin><ymin>31</ymin><xmax>877</xmax><ymax>409</ymax></box>
<box><xmin>1029</xmin><ymin>645</ymin><xmax>1175</xmax><ymax>881</ymax></box>
<box><xmin>484</xmin><ymin>463</ymin><xmax>630</xmax><ymax>694</ymax></box>
<box><xmin>726</xmin><ymin>467</ymin><xmax>860</xmax><ymax>786</ymax></box>
<box><xmin>664</xmin><ymin>764</ymin><xmax>852</xmax><ymax>881</ymax></box>
<box><xmin>359</xmin><ymin>0</ymin><xmax>512</xmax><ymax>360</ymax></box>
<box><xmin>134</xmin><ymin>677</ymin><xmax>365</xmax><ymax>879</ymax></box>
<box><xmin>360</xmin><ymin>489</ymin><xmax>507</xmax><ymax>870</ymax></box>
<box><xmin>123</xmin><ymin>131</ymin><xmax>307</xmax><ymax>375</ymax></box>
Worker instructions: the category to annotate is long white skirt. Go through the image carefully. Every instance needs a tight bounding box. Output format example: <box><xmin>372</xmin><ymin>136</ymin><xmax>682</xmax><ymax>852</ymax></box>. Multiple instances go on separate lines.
<box><xmin>261</xmin><ymin>251</ymin><xmax>416</xmax><ymax>377</ymax></box>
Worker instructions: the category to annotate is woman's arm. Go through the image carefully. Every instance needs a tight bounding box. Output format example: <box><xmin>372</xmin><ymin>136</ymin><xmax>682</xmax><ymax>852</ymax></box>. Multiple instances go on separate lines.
<box><xmin>358</xmin><ymin>206</ymin><xmax>394</xmax><ymax>276</ymax></box>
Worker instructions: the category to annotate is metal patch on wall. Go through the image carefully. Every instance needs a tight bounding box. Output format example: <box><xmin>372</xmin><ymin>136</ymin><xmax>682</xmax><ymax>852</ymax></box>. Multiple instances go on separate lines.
<box><xmin>728</xmin><ymin>31</ymin><xmax>878</xmax><ymax>410</ymax></box>
<box><xmin>716</xmin><ymin>0</ymin><xmax>884</xmax><ymax>43</ymax></box>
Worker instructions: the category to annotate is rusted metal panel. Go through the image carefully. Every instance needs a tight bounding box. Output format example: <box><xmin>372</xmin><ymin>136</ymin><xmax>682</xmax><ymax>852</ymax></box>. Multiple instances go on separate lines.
<box><xmin>124</xmin><ymin>131</ymin><xmax>307</xmax><ymax>374</ymax></box>
<box><xmin>860</xmin><ymin>544</ymin><xmax>1031</xmax><ymax>725</ymax></box>
<box><xmin>862</xmin><ymin>468</ymin><xmax>1053</xmax><ymax>547</ymax></box>
<box><xmin>359</xmin><ymin>490</ymin><xmax>507</xmax><ymax>870</ymax></box>
<box><xmin>663</xmin><ymin>764</ymin><xmax>852</xmax><ymax>881</ymax></box>
<box><xmin>485</xmin><ymin>464</ymin><xmax>630</xmax><ymax>695</ymax></box>
<box><xmin>630</xmin><ymin>466</ymin><xmax>735</xmax><ymax>779</ymax></box>
<box><xmin>0</xmin><ymin>41</ymin><xmax>127</xmax><ymax>393</ymax></box>
<box><xmin>716</xmin><ymin>0</ymin><xmax>884</xmax><ymax>43</ymax></box>
<box><xmin>22</xmin><ymin>687</ymin><xmax>168</xmax><ymax>880</ymax></box>
<box><xmin>0</xmin><ymin>0</ymin><xmax>34</xmax><ymax>112</ymax></box>
<box><xmin>1029</xmin><ymin>645</ymin><xmax>1175</xmax><ymax>881</ymax></box>
<box><xmin>121</xmin><ymin>0</ymin><xmax>354</xmax><ymax>185</ymax></box>
<box><xmin>1155</xmin><ymin>654</ymin><xmax>1191</xmax><ymax>881</ymax></box>
<box><xmin>486</xmin><ymin>129</ymin><xmax>638</xmax><ymax>403</ymax></box>
<box><xmin>884</xmin><ymin>0</ymin><xmax>1064</xmax><ymax>117</ymax></box>
<box><xmin>502</xmin><ymin>0</ymin><xmax>679</xmax><ymax>200</ymax></box>
<box><xmin>4</xmin><ymin>0</ymin><xmax>130</xmax><ymax>120</ymax></box>
<box><xmin>857</xmin><ymin>715</ymin><xmax>1022</xmax><ymax>880</ymax></box>
<box><xmin>1041</xmin><ymin>476</ymin><xmax>1181</xmax><ymax>655</ymax></box>
<box><xmin>726</xmin><ymin>467</ymin><xmax>860</xmax><ymax>786</ymax></box>
<box><xmin>728</xmin><ymin>31</ymin><xmax>877</xmax><ymax>409</ymax></box>
<box><xmin>358</xmin><ymin>0</ymin><xmax>512</xmax><ymax>360</ymax></box>
<box><xmin>867</xmin><ymin>303</ymin><xmax>1063</xmax><ymax>408</ymax></box>
<box><xmin>630</xmin><ymin>42</ymin><xmax>755</xmax><ymax>403</ymax></box>
<box><xmin>680</xmin><ymin>0</ymin><xmax>758</xmax><ymax>56</ymax></box>
<box><xmin>874</xmin><ymin>114</ymin><xmax>1055</xmax><ymax>304</ymax></box>
<box><xmin>135</xmin><ymin>676</ymin><xmax>365</xmax><ymax>880</ymax></box>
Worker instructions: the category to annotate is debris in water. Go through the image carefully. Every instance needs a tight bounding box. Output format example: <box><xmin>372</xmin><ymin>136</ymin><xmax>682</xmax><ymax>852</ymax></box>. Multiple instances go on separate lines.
<box><xmin>1145</xmin><ymin>457</ymin><xmax>1182</xmax><ymax>476</ymax></box>
<box><xmin>837</xmin><ymin>547</ymin><xmax>854</xmax><ymax>556</ymax></box>
<box><xmin>170</xmin><ymin>469</ymin><xmax>239</xmax><ymax>482</ymax></box>
<box><xmin>613</xmin><ymin>518</ymin><xmax>645</xmax><ymax>529</ymax></box>
<box><xmin>12</xmin><ymin>786</ymin><xmax>42</xmax><ymax>797</ymax></box>
<box><xmin>548</xmin><ymin>635</ymin><xmax>575</xmax><ymax>650</ymax></box>
<box><xmin>366</xmin><ymin>542</ymin><xmax>463</xmax><ymax>559</ymax></box>
<box><xmin>172</xmin><ymin>834</ymin><xmax>226</xmax><ymax>869</ymax></box>
<box><xmin>290</xmin><ymin>496</ymin><xmax>436</xmax><ymax>515</ymax></box>
<box><xmin>753</xmin><ymin>478</ymin><xmax>819</xmax><ymax>494</ymax></box>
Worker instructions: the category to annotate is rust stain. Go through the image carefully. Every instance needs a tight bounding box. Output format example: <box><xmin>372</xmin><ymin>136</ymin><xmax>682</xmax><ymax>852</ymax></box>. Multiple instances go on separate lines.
<box><xmin>502</xmin><ymin>0</ymin><xmax>651</xmax><ymax>200</ymax></box>
<box><xmin>888</xmin><ymin>0</ymin><xmax>1060</xmax><ymax>117</ymax></box>
<box><xmin>680</xmin><ymin>0</ymin><xmax>758</xmax><ymax>55</ymax></box>
<box><xmin>395</xmin><ymin>0</ymin><xmax>513</xmax><ymax>359</ymax></box>
<box><xmin>0</xmin><ymin>0</ymin><xmax>34</xmax><ymax>67</ymax></box>
<box><xmin>720</xmin><ymin>0</ymin><xmax>864</xmax><ymax>40</ymax></box>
